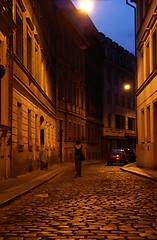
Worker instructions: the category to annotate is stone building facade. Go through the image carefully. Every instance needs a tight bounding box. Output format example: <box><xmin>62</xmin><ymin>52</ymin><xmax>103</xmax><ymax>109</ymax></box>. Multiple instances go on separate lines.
<box><xmin>83</xmin><ymin>17</ymin><xmax>104</xmax><ymax>160</ymax></box>
<box><xmin>0</xmin><ymin>0</ymin><xmax>16</xmax><ymax>179</ymax></box>
<box><xmin>53</xmin><ymin>1</ymin><xmax>104</xmax><ymax>162</ymax></box>
<box><xmin>11</xmin><ymin>0</ymin><xmax>59</xmax><ymax>176</ymax></box>
<box><xmin>131</xmin><ymin>0</ymin><xmax>157</xmax><ymax>169</ymax></box>
<box><xmin>0</xmin><ymin>0</ymin><xmax>59</xmax><ymax>178</ymax></box>
<box><xmin>100</xmin><ymin>33</ymin><xmax>136</xmax><ymax>159</ymax></box>
<box><xmin>53</xmin><ymin>1</ymin><xmax>88</xmax><ymax>163</ymax></box>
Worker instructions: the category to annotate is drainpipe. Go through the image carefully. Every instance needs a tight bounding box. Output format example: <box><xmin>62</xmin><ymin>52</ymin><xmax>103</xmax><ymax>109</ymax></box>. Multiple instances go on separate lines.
<box><xmin>126</xmin><ymin>0</ymin><xmax>138</xmax><ymax>149</ymax></box>
<box><xmin>8</xmin><ymin>35</ymin><xmax>14</xmax><ymax>177</ymax></box>
<box><xmin>126</xmin><ymin>0</ymin><xmax>137</xmax><ymax>56</ymax></box>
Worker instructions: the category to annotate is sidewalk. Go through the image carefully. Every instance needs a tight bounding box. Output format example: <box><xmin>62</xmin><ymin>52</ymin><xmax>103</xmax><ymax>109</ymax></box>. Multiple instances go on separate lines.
<box><xmin>121</xmin><ymin>162</ymin><xmax>157</xmax><ymax>182</ymax></box>
<box><xmin>0</xmin><ymin>163</ymin><xmax>71</xmax><ymax>208</ymax></box>
<box><xmin>0</xmin><ymin>161</ymin><xmax>157</xmax><ymax>208</ymax></box>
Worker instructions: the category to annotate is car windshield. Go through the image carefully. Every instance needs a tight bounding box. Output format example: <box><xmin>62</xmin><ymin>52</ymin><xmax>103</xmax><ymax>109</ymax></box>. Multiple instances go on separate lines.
<box><xmin>111</xmin><ymin>149</ymin><xmax>124</xmax><ymax>154</ymax></box>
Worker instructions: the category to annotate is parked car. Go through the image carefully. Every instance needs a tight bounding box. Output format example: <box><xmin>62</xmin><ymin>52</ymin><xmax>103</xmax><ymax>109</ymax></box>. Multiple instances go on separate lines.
<box><xmin>107</xmin><ymin>149</ymin><xmax>128</xmax><ymax>166</ymax></box>
<box><xmin>125</xmin><ymin>148</ymin><xmax>136</xmax><ymax>162</ymax></box>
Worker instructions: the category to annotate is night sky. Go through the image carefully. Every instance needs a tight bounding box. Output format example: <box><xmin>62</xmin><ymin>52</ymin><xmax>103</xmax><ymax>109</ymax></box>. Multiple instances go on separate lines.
<box><xmin>72</xmin><ymin>0</ymin><xmax>136</xmax><ymax>55</ymax></box>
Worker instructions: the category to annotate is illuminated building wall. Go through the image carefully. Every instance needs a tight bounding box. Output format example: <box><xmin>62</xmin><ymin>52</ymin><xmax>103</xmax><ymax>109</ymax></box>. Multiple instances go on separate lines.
<box><xmin>11</xmin><ymin>0</ymin><xmax>58</xmax><ymax>176</ymax></box>
<box><xmin>132</xmin><ymin>0</ymin><xmax>157</xmax><ymax>169</ymax></box>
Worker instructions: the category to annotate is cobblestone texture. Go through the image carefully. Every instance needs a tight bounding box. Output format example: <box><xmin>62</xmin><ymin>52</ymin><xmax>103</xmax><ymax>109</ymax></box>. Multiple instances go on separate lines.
<box><xmin>0</xmin><ymin>161</ymin><xmax>157</xmax><ymax>239</ymax></box>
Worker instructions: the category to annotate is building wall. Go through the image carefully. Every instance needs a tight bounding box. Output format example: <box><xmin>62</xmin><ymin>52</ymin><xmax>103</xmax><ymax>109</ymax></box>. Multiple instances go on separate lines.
<box><xmin>0</xmin><ymin>0</ymin><xmax>16</xmax><ymax>179</ymax></box>
<box><xmin>83</xmin><ymin>15</ymin><xmax>104</xmax><ymax>160</ymax></box>
<box><xmin>133</xmin><ymin>0</ymin><xmax>157</xmax><ymax>169</ymax></box>
<box><xmin>0</xmin><ymin>33</ymin><xmax>11</xmax><ymax>179</ymax></box>
<box><xmin>54</xmin><ymin>2</ymin><xmax>104</xmax><ymax>162</ymax></box>
<box><xmin>100</xmin><ymin>33</ymin><xmax>136</xmax><ymax>159</ymax></box>
<box><xmin>53</xmin><ymin>2</ymin><xmax>87</xmax><ymax>163</ymax></box>
<box><xmin>10</xmin><ymin>0</ymin><xmax>58</xmax><ymax>176</ymax></box>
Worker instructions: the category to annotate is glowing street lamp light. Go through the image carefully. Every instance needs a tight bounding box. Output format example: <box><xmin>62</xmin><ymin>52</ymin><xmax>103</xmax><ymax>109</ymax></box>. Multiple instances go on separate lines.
<box><xmin>124</xmin><ymin>83</ymin><xmax>131</xmax><ymax>90</ymax></box>
<box><xmin>77</xmin><ymin>0</ymin><xmax>94</xmax><ymax>13</ymax></box>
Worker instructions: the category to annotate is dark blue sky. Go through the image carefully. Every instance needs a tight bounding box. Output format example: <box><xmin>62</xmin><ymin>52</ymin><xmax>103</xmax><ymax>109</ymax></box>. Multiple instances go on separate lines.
<box><xmin>72</xmin><ymin>0</ymin><xmax>135</xmax><ymax>55</ymax></box>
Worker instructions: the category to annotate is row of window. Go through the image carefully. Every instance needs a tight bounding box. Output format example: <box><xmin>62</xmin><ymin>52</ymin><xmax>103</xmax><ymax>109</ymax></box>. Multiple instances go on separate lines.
<box><xmin>58</xmin><ymin>36</ymin><xmax>84</xmax><ymax>74</ymax></box>
<box><xmin>105</xmin><ymin>47</ymin><xmax>132</xmax><ymax>70</ymax></box>
<box><xmin>17</xmin><ymin>102</ymin><xmax>55</xmax><ymax>152</ymax></box>
<box><xmin>16</xmin><ymin>102</ymin><xmax>102</xmax><ymax>150</ymax></box>
<box><xmin>68</xmin><ymin>121</ymin><xmax>85</xmax><ymax>141</ymax></box>
<box><xmin>67</xmin><ymin>121</ymin><xmax>101</xmax><ymax>143</ymax></box>
<box><xmin>107</xmin><ymin>91</ymin><xmax>135</xmax><ymax>109</ymax></box>
<box><xmin>106</xmin><ymin>69</ymin><xmax>131</xmax><ymax>86</ymax></box>
<box><xmin>15</xmin><ymin>1</ymin><xmax>54</xmax><ymax>100</ymax></box>
<box><xmin>107</xmin><ymin>113</ymin><xmax>135</xmax><ymax>131</ymax></box>
<box><xmin>138</xmin><ymin>20</ymin><xmax>157</xmax><ymax>85</ymax></box>
<box><xmin>58</xmin><ymin>77</ymin><xmax>85</xmax><ymax>110</ymax></box>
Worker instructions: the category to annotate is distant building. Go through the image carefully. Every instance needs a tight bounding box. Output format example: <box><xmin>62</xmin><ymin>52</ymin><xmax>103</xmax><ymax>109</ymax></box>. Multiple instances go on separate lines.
<box><xmin>131</xmin><ymin>0</ymin><xmax>157</xmax><ymax>169</ymax></box>
<box><xmin>79</xmin><ymin>12</ymin><xmax>104</xmax><ymax>160</ymax></box>
<box><xmin>100</xmin><ymin>33</ymin><xmax>136</xmax><ymax>158</ymax></box>
<box><xmin>53</xmin><ymin>0</ymin><xmax>104</xmax><ymax>162</ymax></box>
<box><xmin>52</xmin><ymin>0</ymin><xmax>88</xmax><ymax>163</ymax></box>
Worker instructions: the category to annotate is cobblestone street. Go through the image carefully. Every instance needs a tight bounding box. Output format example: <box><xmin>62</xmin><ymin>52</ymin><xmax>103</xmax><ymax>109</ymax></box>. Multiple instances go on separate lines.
<box><xmin>0</xmin><ymin>161</ymin><xmax>157</xmax><ymax>239</ymax></box>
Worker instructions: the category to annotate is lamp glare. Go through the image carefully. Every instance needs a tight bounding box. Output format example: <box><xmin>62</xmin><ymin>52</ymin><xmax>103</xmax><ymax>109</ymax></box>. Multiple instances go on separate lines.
<box><xmin>78</xmin><ymin>0</ymin><xmax>94</xmax><ymax>13</ymax></box>
<box><xmin>124</xmin><ymin>84</ymin><xmax>131</xmax><ymax>90</ymax></box>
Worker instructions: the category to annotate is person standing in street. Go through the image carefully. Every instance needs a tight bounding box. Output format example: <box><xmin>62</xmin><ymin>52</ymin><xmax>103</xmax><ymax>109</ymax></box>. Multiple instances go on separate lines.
<box><xmin>74</xmin><ymin>139</ymin><xmax>84</xmax><ymax>177</ymax></box>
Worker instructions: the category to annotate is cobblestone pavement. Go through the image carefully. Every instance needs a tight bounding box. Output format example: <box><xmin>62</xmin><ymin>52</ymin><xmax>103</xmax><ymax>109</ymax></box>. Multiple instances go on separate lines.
<box><xmin>0</xmin><ymin>161</ymin><xmax>157</xmax><ymax>240</ymax></box>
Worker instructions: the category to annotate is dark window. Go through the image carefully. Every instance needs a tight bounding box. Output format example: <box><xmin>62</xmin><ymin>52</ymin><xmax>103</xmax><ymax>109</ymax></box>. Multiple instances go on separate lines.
<box><xmin>115</xmin><ymin>115</ymin><xmax>125</xmax><ymax>129</ymax></box>
<box><xmin>153</xmin><ymin>30</ymin><xmax>157</xmax><ymax>70</ymax></box>
<box><xmin>40</xmin><ymin>129</ymin><xmax>44</xmax><ymax>145</ymax></box>
<box><xmin>128</xmin><ymin>117</ymin><xmax>135</xmax><ymax>130</ymax></box>
<box><xmin>27</xmin><ymin>31</ymin><xmax>32</xmax><ymax>72</ymax></box>
<box><xmin>16</xmin><ymin>10</ymin><xmax>23</xmax><ymax>62</ymax></box>
<box><xmin>108</xmin><ymin>113</ymin><xmax>111</xmax><ymax>128</ymax></box>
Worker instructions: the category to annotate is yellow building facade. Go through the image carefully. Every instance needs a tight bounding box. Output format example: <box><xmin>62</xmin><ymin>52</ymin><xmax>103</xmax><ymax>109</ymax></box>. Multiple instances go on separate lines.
<box><xmin>0</xmin><ymin>0</ymin><xmax>16</xmax><ymax>179</ymax></box>
<box><xmin>12</xmin><ymin>0</ymin><xmax>59</xmax><ymax>176</ymax></box>
<box><xmin>132</xmin><ymin>0</ymin><xmax>157</xmax><ymax>169</ymax></box>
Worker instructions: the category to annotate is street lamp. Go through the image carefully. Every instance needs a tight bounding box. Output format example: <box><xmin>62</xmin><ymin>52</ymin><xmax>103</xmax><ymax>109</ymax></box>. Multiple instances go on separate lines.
<box><xmin>124</xmin><ymin>83</ymin><xmax>131</xmax><ymax>91</ymax></box>
<box><xmin>74</xmin><ymin>0</ymin><xmax>94</xmax><ymax>13</ymax></box>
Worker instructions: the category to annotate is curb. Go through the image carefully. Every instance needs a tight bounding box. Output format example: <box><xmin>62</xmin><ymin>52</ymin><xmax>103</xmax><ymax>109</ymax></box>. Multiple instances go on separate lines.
<box><xmin>121</xmin><ymin>167</ymin><xmax>157</xmax><ymax>182</ymax></box>
<box><xmin>0</xmin><ymin>169</ymin><xmax>63</xmax><ymax>208</ymax></box>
